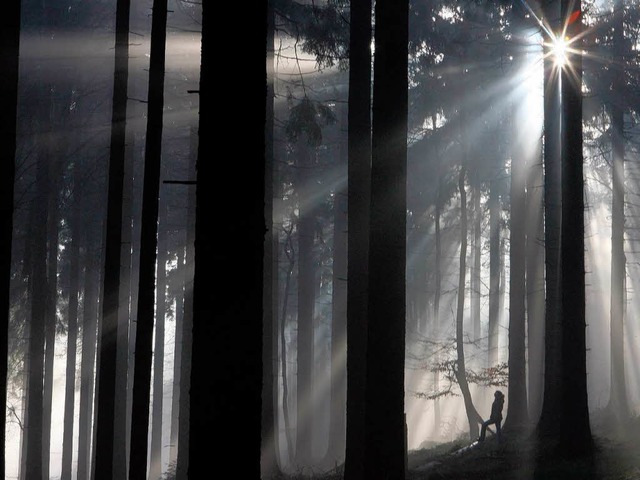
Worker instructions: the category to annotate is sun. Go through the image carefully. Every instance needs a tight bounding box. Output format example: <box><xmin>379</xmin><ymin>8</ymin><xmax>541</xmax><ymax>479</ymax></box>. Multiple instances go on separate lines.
<box><xmin>552</xmin><ymin>35</ymin><xmax>569</xmax><ymax>67</ymax></box>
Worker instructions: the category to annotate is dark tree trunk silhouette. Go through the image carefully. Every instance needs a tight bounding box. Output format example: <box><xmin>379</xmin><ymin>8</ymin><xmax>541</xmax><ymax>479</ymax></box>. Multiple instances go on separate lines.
<box><xmin>537</xmin><ymin>0</ymin><xmax>562</xmax><ymax>441</ymax></box>
<box><xmin>262</xmin><ymin>1</ymin><xmax>280</xmax><ymax>473</ymax></box>
<box><xmin>169</xmin><ymin>239</ymin><xmax>184</xmax><ymax>468</ymax></box>
<box><xmin>114</xmin><ymin>116</ymin><xmax>136</xmax><ymax>479</ymax></box>
<box><xmin>94</xmin><ymin>0</ymin><xmax>130</xmax><ymax>476</ymax></box>
<box><xmin>607</xmin><ymin>0</ymin><xmax>630</xmax><ymax>423</ymax></box>
<box><xmin>364</xmin><ymin>0</ymin><xmax>408</xmax><ymax>476</ymax></box>
<box><xmin>25</xmin><ymin>85</ymin><xmax>53</xmax><ymax>480</ymax></box>
<box><xmin>0</xmin><ymin>2</ymin><xmax>21</xmax><ymax>477</ymax></box>
<box><xmin>129</xmin><ymin>0</ymin><xmax>168</xmax><ymax>477</ymax></box>
<box><xmin>344</xmin><ymin>0</ymin><xmax>371</xmax><ymax>477</ymax></box>
<box><xmin>175</xmin><ymin>127</ymin><xmax>196</xmax><ymax>480</ymax></box>
<box><xmin>188</xmin><ymin>0</ymin><xmax>265</xmax><ymax>474</ymax></box>
<box><xmin>149</xmin><ymin>198</ymin><xmax>168</xmax><ymax>480</ymax></box>
<box><xmin>560</xmin><ymin>0</ymin><xmax>593</xmax><ymax>455</ymax></box>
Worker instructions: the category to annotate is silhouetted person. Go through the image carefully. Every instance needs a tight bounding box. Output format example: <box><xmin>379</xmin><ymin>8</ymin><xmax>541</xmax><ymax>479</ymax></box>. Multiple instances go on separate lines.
<box><xmin>478</xmin><ymin>390</ymin><xmax>504</xmax><ymax>443</ymax></box>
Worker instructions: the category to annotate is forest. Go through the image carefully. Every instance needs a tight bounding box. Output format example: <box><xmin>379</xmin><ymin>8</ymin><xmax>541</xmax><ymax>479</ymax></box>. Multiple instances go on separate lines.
<box><xmin>2</xmin><ymin>0</ymin><xmax>640</xmax><ymax>479</ymax></box>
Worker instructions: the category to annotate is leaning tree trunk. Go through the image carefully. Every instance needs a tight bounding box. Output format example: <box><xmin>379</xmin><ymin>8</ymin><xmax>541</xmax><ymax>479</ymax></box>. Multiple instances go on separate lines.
<box><xmin>560</xmin><ymin>0</ymin><xmax>593</xmax><ymax>456</ymax></box>
<box><xmin>364</xmin><ymin>0</ymin><xmax>408</xmax><ymax>476</ymax></box>
<box><xmin>454</xmin><ymin>167</ymin><xmax>483</xmax><ymax>440</ymax></box>
<box><xmin>93</xmin><ymin>0</ymin><xmax>131</xmax><ymax>476</ymax></box>
<box><xmin>0</xmin><ymin>2</ymin><xmax>21</xmax><ymax>476</ymax></box>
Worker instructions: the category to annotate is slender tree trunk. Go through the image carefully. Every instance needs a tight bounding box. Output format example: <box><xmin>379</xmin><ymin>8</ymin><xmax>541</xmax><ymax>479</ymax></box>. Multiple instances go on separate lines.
<box><xmin>262</xmin><ymin>2</ymin><xmax>279</xmax><ymax>473</ymax></box>
<box><xmin>472</xmin><ymin>187</ymin><xmax>482</xmax><ymax>342</ymax></box>
<box><xmin>454</xmin><ymin>167</ymin><xmax>483</xmax><ymax>440</ymax></box>
<box><xmin>129</xmin><ymin>1</ymin><xmax>168</xmax><ymax>477</ymax></box>
<box><xmin>94</xmin><ymin>0</ymin><xmax>130</xmax><ymax>476</ymax></box>
<box><xmin>61</xmin><ymin>172</ymin><xmax>81</xmax><ymax>480</ymax></box>
<box><xmin>364</xmin><ymin>0</ymin><xmax>408</xmax><ymax>475</ymax></box>
<box><xmin>607</xmin><ymin>0</ymin><xmax>630</xmax><ymax>423</ymax></box>
<box><xmin>537</xmin><ymin>0</ymin><xmax>563</xmax><ymax>441</ymax></box>
<box><xmin>43</xmin><ymin>150</ymin><xmax>60</xmax><ymax>480</ymax></box>
<box><xmin>114</xmin><ymin>115</ymin><xmax>135</xmax><ymax>480</ymax></box>
<box><xmin>560</xmin><ymin>0</ymin><xmax>592</xmax><ymax>455</ymax></box>
<box><xmin>344</xmin><ymin>0</ymin><xmax>372</xmax><ymax>477</ymax></box>
<box><xmin>149</xmin><ymin>199</ymin><xmax>167</xmax><ymax>480</ymax></box>
<box><xmin>296</xmin><ymin>142</ymin><xmax>315</xmax><ymax>466</ymax></box>
<box><xmin>328</xmin><ymin>132</ymin><xmax>348</xmax><ymax>464</ymax></box>
<box><xmin>280</xmin><ymin>228</ymin><xmax>296</xmax><ymax>464</ymax></box>
<box><xmin>77</xmin><ymin>248</ymin><xmax>99</xmax><ymax>480</ymax></box>
<box><xmin>169</xmin><ymin>242</ymin><xmax>184</xmax><ymax>469</ymax></box>
<box><xmin>488</xmin><ymin>176</ymin><xmax>500</xmax><ymax>367</ymax></box>
<box><xmin>189</xmin><ymin>0</ymin><xmax>265</xmax><ymax>474</ymax></box>
<box><xmin>504</xmin><ymin>104</ymin><xmax>529</xmax><ymax>431</ymax></box>
<box><xmin>175</xmin><ymin>127</ymin><xmax>197</xmax><ymax>480</ymax></box>
<box><xmin>0</xmin><ymin>2</ymin><xmax>21</xmax><ymax>476</ymax></box>
<box><xmin>433</xmin><ymin>118</ymin><xmax>442</xmax><ymax>435</ymax></box>
<box><xmin>526</xmin><ymin>130</ymin><xmax>545</xmax><ymax>423</ymax></box>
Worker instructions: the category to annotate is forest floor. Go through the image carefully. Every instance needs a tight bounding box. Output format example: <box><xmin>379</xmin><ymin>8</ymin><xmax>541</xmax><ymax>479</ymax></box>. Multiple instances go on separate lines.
<box><xmin>269</xmin><ymin>414</ymin><xmax>640</xmax><ymax>480</ymax></box>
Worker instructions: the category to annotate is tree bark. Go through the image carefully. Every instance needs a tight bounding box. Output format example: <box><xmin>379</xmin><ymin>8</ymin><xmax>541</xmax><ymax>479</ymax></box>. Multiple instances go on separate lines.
<box><xmin>94</xmin><ymin>0</ymin><xmax>130</xmax><ymax>476</ymax></box>
<box><xmin>0</xmin><ymin>2</ymin><xmax>21</xmax><ymax>476</ymax></box>
<box><xmin>189</xmin><ymin>0</ymin><xmax>265</xmax><ymax>474</ymax></box>
<box><xmin>344</xmin><ymin>0</ymin><xmax>371</xmax><ymax>477</ymax></box>
<box><xmin>364</xmin><ymin>0</ymin><xmax>408</xmax><ymax>475</ymax></box>
<box><xmin>560</xmin><ymin>0</ymin><xmax>592</xmax><ymax>455</ymax></box>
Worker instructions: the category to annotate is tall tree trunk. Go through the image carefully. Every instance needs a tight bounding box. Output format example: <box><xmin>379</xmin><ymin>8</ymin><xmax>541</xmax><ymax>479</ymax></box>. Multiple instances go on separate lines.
<box><xmin>504</xmin><ymin>104</ymin><xmax>529</xmax><ymax>431</ymax></box>
<box><xmin>296</xmin><ymin>142</ymin><xmax>315</xmax><ymax>466</ymax></box>
<box><xmin>488</xmin><ymin>176</ymin><xmax>501</xmax><ymax>367</ymax></box>
<box><xmin>60</xmin><ymin>171</ymin><xmax>81</xmax><ymax>480</ymax></box>
<box><xmin>43</xmin><ymin>149</ymin><xmax>60</xmax><ymax>480</ymax></box>
<box><xmin>433</xmin><ymin>119</ymin><xmax>442</xmax><ymax>435</ymax></box>
<box><xmin>607</xmin><ymin>0</ymin><xmax>630</xmax><ymax>423</ymax></box>
<box><xmin>169</xmin><ymin>242</ymin><xmax>184</xmax><ymax>469</ymax></box>
<box><xmin>175</xmin><ymin>127</ymin><xmax>197</xmax><ymax>480</ymax></box>
<box><xmin>472</xmin><ymin>187</ymin><xmax>482</xmax><ymax>342</ymax></box>
<box><xmin>262</xmin><ymin>2</ymin><xmax>279</xmax><ymax>473</ymax></box>
<box><xmin>129</xmin><ymin>0</ymin><xmax>168</xmax><ymax>477</ymax></box>
<box><xmin>114</xmin><ymin>115</ymin><xmax>135</xmax><ymax>480</ymax></box>
<box><xmin>189</xmin><ymin>0</ymin><xmax>265</xmax><ymax>474</ymax></box>
<box><xmin>0</xmin><ymin>2</ymin><xmax>21</xmax><ymax>476</ymax></box>
<box><xmin>149</xmin><ymin>199</ymin><xmax>168</xmax><ymax>480</ymax></box>
<box><xmin>364</xmin><ymin>0</ymin><xmax>408</xmax><ymax>476</ymax></box>
<box><xmin>454</xmin><ymin>167</ymin><xmax>483</xmax><ymax>440</ymax></box>
<box><xmin>328</xmin><ymin>133</ymin><xmax>348</xmax><ymax>464</ymax></box>
<box><xmin>560</xmin><ymin>0</ymin><xmax>592</xmax><ymax>455</ymax></box>
<box><xmin>344</xmin><ymin>0</ymin><xmax>372</xmax><ymax>477</ymax></box>
<box><xmin>537</xmin><ymin>0</ymin><xmax>563</xmax><ymax>441</ymax></box>
<box><xmin>526</xmin><ymin>128</ymin><xmax>545</xmax><ymax>424</ymax></box>
<box><xmin>94</xmin><ymin>0</ymin><xmax>130</xmax><ymax>476</ymax></box>
<box><xmin>25</xmin><ymin>132</ymin><xmax>49</xmax><ymax>480</ymax></box>
<box><xmin>77</xmin><ymin>245</ymin><xmax>99</xmax><ymax>480</ymax></box>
